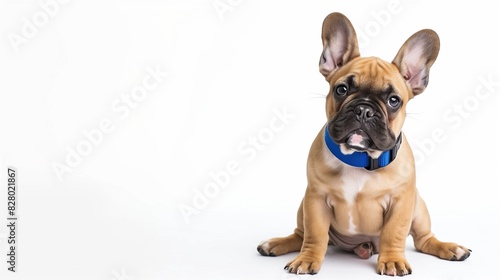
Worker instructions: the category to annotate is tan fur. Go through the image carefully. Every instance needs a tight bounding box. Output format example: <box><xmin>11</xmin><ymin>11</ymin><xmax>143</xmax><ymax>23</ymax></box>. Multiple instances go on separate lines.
<box><xmin>257</xmin><ymin>12</ymin><xmax>470</xmax><ymax>276</ymax></box>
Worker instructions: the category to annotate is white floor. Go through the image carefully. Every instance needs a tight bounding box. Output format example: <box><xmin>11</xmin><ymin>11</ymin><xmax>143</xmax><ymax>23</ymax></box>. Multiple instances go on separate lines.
<box><xmin>159</xmin><ymin>213</ymin><xmax>495</xmax><ymax>280</ymax></box>
<box><xmin>1</xmin><ymin>193</ymin><xmax>497</xmax><ymax>280</ymax></box>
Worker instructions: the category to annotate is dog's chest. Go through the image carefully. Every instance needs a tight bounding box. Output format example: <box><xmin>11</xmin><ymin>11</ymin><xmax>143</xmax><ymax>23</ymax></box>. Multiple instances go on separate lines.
<box><xmin>322</xmin><ymin>147</ymin><xmax>374</xmax><ymax>203</ymax></box>
<box><xmin>328</xmin><ymin>166</ymin><xmax>388</xmax><ymax>235</ymax></box>
<box><xmin>322</xmin><ymin>145</ymin><xmax>389</xmax><ymax>235</ymax></box>
<box><xmin>339</xmin><ymin>168</ymin><xmax>370</xmax><ymax>204</ymax></box>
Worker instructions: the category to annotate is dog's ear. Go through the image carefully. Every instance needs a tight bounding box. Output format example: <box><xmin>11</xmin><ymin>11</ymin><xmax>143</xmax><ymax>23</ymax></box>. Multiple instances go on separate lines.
<box><xmin>319</xmin><ymin>12</ymin><xmax>360</xmax><ymax>78</ymax></box>
<box><xmin>392</xmin><ymin>29</ymin><xmax>440</xmax><ymax>96</ymax></box>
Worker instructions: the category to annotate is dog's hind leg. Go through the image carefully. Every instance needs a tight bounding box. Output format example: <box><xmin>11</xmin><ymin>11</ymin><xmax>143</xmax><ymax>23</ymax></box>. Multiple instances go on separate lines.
<box><xmin>257</xmin><ymin>231</ymin><xmax>303</xmax><ymax>256</ymax></box>
<box><xmin>257</xmin><ymin>200</ymin><xmax>305</xmax><ymax>256</ymax></box>
<box><xmin>410</xmin><ymin>194</ymin><xmax>471</xmax><ymax>261</ymax></box>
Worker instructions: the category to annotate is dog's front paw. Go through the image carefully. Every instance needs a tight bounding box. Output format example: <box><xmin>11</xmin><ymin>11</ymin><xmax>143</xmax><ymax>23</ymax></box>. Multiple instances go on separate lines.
<box><xmin>284</xmin><ymin>253</ymin><xmax>323</xmax><ymax>275</ymax></box>
<box><xmin>377</xmin><ymin>255</ymin><xmax>412</xmax><ymax>276</ymax></box>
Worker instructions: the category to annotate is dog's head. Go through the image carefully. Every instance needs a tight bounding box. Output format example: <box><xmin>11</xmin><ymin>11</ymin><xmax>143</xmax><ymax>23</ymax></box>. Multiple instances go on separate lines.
<box><xmin>320</xmin><ymin>13</ymin><xmax>440</xmax><ymax>158</ymax></box>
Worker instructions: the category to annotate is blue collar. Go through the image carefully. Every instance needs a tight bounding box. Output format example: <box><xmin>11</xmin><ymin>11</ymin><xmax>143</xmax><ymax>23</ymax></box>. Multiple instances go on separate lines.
<box><xmin>324</xmin><ymin>125</ymin><xmax>402</xmax><ymax>171</ymax></box>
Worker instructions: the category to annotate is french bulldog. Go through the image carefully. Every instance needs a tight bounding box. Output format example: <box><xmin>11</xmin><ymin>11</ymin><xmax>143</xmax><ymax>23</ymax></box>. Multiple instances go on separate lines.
<box><xmin>257</xmin><ymin>12</ymin><xmax>470</xmax><ymax>276</ymax></box>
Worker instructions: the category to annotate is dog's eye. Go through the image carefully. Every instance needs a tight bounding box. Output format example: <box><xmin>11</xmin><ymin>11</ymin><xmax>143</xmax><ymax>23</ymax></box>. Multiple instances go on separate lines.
<box><xmin>335</xmin><ymin>84</ymin><xmax>349</xmax><ymax>96</ymax></box>
<box><xmin>388</xmin><ymin>96</ymin><xmax>401</xmax><ymax>108</ymax></box>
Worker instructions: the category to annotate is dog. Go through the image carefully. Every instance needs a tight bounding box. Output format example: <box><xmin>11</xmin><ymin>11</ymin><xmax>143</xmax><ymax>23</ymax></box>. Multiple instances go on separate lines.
<box><xmin>257</xmin><ymin>12</ymin><xmax>470</xmax><ymax>276</ymax></box>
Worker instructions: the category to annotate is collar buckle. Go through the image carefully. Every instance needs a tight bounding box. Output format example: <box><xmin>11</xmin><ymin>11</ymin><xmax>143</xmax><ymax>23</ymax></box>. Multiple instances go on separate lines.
<box><xmin>365</xmin><ymin>133</ymin><xmax>402</xmax><ymax>171</ymax></box>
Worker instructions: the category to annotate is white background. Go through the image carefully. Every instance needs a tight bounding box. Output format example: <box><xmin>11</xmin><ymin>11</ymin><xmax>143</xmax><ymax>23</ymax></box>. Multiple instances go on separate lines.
<box><xmin>0</xmin><ymin>0</ymin><xmax>499</xmax><ymax>279</ymax></box>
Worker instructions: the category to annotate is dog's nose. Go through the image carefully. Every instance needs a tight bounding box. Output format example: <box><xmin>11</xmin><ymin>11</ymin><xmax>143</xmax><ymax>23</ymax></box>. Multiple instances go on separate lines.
<box><xmin>355</xmin><ymin>104</ymin><xmax>375</xmax><ymax>121</ymax></box>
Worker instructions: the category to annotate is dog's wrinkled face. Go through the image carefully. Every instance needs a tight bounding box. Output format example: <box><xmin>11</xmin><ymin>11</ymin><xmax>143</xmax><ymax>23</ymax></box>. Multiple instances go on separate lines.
<box><xmin>319</xmin><ymin>13</ymin><xmax>439</xmax><ymax>157</ymax></box>
<box><xmin>326</xmin><ymin>57</ymin><xmax>410</xmax><ymax>156</ymax></box>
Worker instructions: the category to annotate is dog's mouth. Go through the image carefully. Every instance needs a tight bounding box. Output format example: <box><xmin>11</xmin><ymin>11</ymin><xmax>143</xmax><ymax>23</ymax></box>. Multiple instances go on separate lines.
<box><xmin>345</xmin><ymin>129</ymin><xmax>372</xmax><ymax>151</ymax></box>
<box><xmin>337</xmin><ymin>128</ymin><xmax>388</xmax><ymax>158</ymax></box>
<box><xmin>328</xmin><ymin>120</ymin><xmax>396</xmax><ymax>156</ymax></box>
